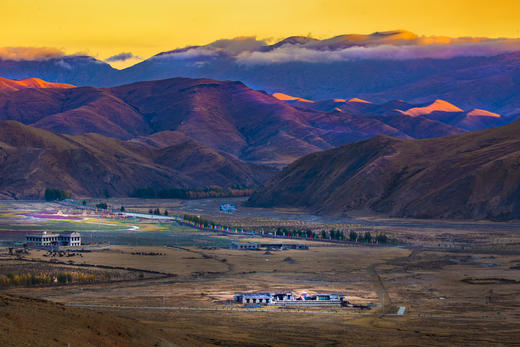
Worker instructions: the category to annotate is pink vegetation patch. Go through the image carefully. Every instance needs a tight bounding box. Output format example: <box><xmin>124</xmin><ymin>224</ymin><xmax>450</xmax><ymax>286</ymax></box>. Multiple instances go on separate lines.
<box><xmin>27</xmin><ymin>214</ymin><xmax>82</xmax><ymax>220</ymax></box>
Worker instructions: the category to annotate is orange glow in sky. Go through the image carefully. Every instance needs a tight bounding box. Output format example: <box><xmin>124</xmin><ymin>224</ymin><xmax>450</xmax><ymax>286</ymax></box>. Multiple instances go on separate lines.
<box><xmin>1</xmin><ymin>0</ymin><xmax>519</xmax><ymax>68</ymax></box>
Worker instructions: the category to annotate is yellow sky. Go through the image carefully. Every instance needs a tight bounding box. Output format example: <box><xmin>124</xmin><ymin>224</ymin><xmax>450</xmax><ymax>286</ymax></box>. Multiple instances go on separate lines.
<box><xmin>1</xmin><ymin>0</ymin><xmax>519</xmax><ymax>69</ymax></box>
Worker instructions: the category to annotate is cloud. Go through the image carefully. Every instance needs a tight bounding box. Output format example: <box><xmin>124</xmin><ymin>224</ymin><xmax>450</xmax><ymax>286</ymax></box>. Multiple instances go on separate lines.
<box><xmin>105</xmin><ymin>52</ymin><xmax>140</xmax><ymax>62</ymax></box>
<box><xmin>155</xmin><ymin>36</ymin><xmax>267</xmax><ymax>60</ymax></box>
<box><xmin>156</xmin><ymin>47</ymin><xmax>218</xmax><ymax>60</ymax></box>
<box><xmin>0</xmin><ymin>47</ymin><xmax>65</xmax><ymax>61</ymax></box>
<box><xmin>154</xmin><ymin>31</ymin><xmax>520</xmax><ymax>65</ymax></box>
<box><xmin>206</xmin><ymin>37</ymin><xmax>266</xmax><ymax>55</ymax></box>
<box><xmin>236</xmin><ymin>38</ymin><xmax>520</xmax><ymax>64</ymax></box>
<box><xmin>55</xmin><ymin>59</ymin><xmax>72</xmax><ymax>70</ymax></box>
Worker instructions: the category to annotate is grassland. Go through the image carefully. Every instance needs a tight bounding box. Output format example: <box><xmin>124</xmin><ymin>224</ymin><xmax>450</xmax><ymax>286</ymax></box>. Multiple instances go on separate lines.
<box><xmin>4</xmin><ymin>243</ymin><xmax>520</xmax><ymax>345</ymax></box>
<box><xmin>1</xmin><ymin>200</ymin><xmax>520</xmax><ymax>345</ymax></box>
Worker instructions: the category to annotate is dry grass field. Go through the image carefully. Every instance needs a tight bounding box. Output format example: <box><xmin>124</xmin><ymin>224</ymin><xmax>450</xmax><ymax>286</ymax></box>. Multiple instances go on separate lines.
<box><xmin>2</xmin><ymin>242</ymin><xmax>520</xmax><ymax>345</ymax></box>
<box><xmin>1</xmin><ymin>200</ymin><xmax>520</xmax><ymax>345</ymax></box>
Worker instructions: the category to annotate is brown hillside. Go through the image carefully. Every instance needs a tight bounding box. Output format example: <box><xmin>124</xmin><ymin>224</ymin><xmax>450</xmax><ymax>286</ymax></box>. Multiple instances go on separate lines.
<box><xmin>0</xmin><ymin>294</ymin><xmax>178</xmax><ymax>346</ymax></box>
<box><xmin>0</xmin><ymin>121</ymin><xmax>275</xmax><ymax>199</ymax></box>
<box><xmin>248</xmin><ymin>121</ymin><xmax>520</xmax><ymax>220</ymax></box>
<box><xmin>0</xmin><ymin>87</ymin><xmax>151</xmax><ymax>139</ymax></box>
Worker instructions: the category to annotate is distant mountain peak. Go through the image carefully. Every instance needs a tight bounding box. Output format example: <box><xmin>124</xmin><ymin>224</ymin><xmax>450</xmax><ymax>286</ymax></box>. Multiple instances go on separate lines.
<box><xmin>272</xmin><ymin>92</ymin><xmax>314</xmax><ymax>103</ymax></box>
<box><xmin>398</xmin><ymin>99</ymin><xmax>463</xmax><ymax>117</ymax></box>
<box><xmin>347</xmin><ymin>97</ymin><xmax>372</xmax><ymax>104</ymax></box>
<box><xmin>0</xmin><ymin>76</ymin><xmax>75</xmax><ymax>91</ymax></box>
<box><xmin>271</xmin><ymin>36</ymin><xmax>319</xmax><ymax>48</ymax></box>
<box><xmin>467</xmin><ymin>108</ymin><xmax>501</xmax><ymax>118</ymax></box>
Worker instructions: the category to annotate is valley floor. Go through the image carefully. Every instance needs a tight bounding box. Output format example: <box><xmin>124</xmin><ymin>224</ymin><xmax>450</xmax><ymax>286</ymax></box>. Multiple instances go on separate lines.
<box><xmin>1</xmin><ymin>200</ymin><xmax>520</xmax><ymax>345</ymax></box>
<box><xmin>2</xmin><ymin>243</ymin><xmax>520</xmax><ymax>345</ymax></box>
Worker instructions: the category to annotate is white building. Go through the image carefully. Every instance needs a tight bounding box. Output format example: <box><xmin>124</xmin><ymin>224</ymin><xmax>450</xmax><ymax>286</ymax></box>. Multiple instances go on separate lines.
<box><xmin>234</xmin><ymin>293</ymin><xmax>272</xmax><ymax>304</ymax></box>
<box><xmin>220</xmin><ymin>204</ymin><xmax>236</xmax><ymax>212</ymax></box>
<box><xmin>58</xmin><ymin>231</ymin><xmax>81</xmax><ymax>246</ymax></box>
<box><xmin>25</xmin><ymin>231</ymin><xmax>81</xmax><ymax>247</ymax></box>
<box><xmin>231</xmin><ymin>242</ymin><xmax>259</xmax><ymax>250</ymax></box>
<box><xmin>234</xmin><ymin>292</ymin><xmax>344</xmax><ymax>306</ymax></box>
<box><xmin>25</xmin><ymin>231</ymin><xmax>59</xmax><ymax>246</ymax></box>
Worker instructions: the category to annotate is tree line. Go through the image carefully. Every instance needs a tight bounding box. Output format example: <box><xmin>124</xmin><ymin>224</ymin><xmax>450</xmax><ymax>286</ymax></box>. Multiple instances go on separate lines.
<box><xmin>276</xmin><ymin>227</ymin><xmax>389</xmax><ymax>243</ymax></box>
<box><xmin>181</xmin><ymin>214</ymin><xmax>391</xmax><ymax>244</ymax></box>
<box><xmin>0</xmin><ymin>271</ymin><xmax>113</xmax><ymax>287</ymax></box>
<box><xmin>132</xmin><ymin>186</ymin><xmax>255</xmax><ymax>199</ymax></box>
<box><xmin>149</xmin><ymin>208</ymin><xmax>168</xmax><ymax>216</ymax></box>
<box><xmin>44</xmin><ymin>188</ymin><xmax>71</xmax><ymax>201</ymax></box>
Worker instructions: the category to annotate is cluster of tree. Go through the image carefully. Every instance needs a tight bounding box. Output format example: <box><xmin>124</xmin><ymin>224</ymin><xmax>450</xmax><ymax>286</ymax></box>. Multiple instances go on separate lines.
<box><xmin>275</xmin><ymin>227</ymin><xmax>316</xmax><ymax>238</ymax></box>
<box><xmin>44</xmin><ymin>188</ymin><xmax>71</xmax><ymax>201</ymax></box>
<box><xmin>132</xmin><ymin>186</ymin><xmax>255</xmax><ymax>199</ymax></box>
<box><xmin>179</xmin><ymin>215</ymin><xmax>391</xmax><ymax>244</ymax></box>
<box><xmin>0</xmin><ymin>271</ymin><xmax>112</xmax><ymax>287</ymax></box>
<box><xmin>133</xmin><ymin>187</ymin><xmax>156</xmax><ymax>198</ymax></box>
<box><xmin>348</xmin><ymin>231</ymin><xmax>389</xmax><ymax>243</ymax></box>
<box><xmin>183</xmin><ymin>214</ymin><xmax>212</xmax><ymax>227</ymax></box>
<box><xmin>321</xmin><ymin>229</ymin><xmax>346</xmax><ymax>240</ymax></box>
<box><xmin>272</xmin><ymin>228</ymin><xmax>389</xmax><ymax>243</ymax></box>
<box><xmin>148</xmin><ymin>208</ymin><xmax>168</xmax><ymax>216</ymax></box>
<box><xmin>274</xmin><ymin>227</ymin><xmax>343</xmax><ymax>240</ymax></box>
<box><xmin>95</xmin><ymin>202</ymin><xmax>108</xmax><ymax>210</ymax></box>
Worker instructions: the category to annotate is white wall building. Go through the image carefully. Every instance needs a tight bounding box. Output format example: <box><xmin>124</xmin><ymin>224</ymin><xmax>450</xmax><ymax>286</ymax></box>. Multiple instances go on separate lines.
<box><xmin>25</xmin><ymin>231</ymin><xmax>59</xmax><ymax>246</ymax></box>
<box><xmin>25</xmin><ymin>231</ymin><xmax>81</xmax><ymax>247</ymax></box>
<box><xmin>58</xmin><ymin>231</ymin><xmax>81</xmax><ymax>246</ymax></box>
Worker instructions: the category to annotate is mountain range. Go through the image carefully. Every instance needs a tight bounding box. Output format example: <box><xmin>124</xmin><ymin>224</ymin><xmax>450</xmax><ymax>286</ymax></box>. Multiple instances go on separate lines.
<box><xmin>2</xmin><ymin>30</ymin><xmax>520</xmax><ymax>115</ymax></box>
<box><xmin>248</xmin><ymin>120</ymin><xmax>520</xmax><ymax>220</ymax></box>
<box><xmin>0</xmin><ymin>76</ymin><xmax>470</xmax><ymax>166</ymax></box>
<box><xmin>274</xmin><ymin>94</ymin><xmax>511</xmax><ymax>131</ymax></box>
<box><xmin>0</xmin><ymin>74</ymin><xmax>518</xmax><ymax>217</ymax></box>
<box><xmin>1</xmin><ymin>30</ymin><xmax>519</xmax><ymax>219</ymax></box>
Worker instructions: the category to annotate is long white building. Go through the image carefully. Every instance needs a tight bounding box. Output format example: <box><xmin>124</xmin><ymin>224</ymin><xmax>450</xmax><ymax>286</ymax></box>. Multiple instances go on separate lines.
<box><xmin>25</xmin><ymin>231</ymin><xmax>81</xmax><ymax>247</ymax></box>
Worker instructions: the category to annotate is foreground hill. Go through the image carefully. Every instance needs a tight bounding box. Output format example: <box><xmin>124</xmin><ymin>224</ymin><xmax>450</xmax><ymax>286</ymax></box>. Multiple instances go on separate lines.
<box><xmin>0</xmin><ymin>77</ymin><xmax>461</xmax><ymax>165</ymax></box>
<box><xmin>0</xmin><ymin>121</ymin><xmax>275</xmax><ymax>199</ymax></box>
<box><xmin>248</xmin><ymin>121</ymin><xmax>520</xmax><ymax>220</ymax></box>
<box><xmin>0</xmin><ymin>294</ymin><xmax>174</xmax><ymax>346</ymax></box>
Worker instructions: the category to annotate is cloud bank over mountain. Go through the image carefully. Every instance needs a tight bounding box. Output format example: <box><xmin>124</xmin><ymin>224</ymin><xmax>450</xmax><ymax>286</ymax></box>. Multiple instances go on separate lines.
<box><xmin>2</xmin><ymin>30</ymin><xmax>520</xmax><ymax>115</ymax></box>
<box><xmin>3</xmin><ymin>31</ymin><xmax>520</xmax><ymax>65</ymax></box>
<box><xmin>0</xmin><ymin>47</ymin><xmax>65</xmax><ymax>61</ymax></box>
<box><xmin>236</xmin><ymin>39</ymin><xmax>520</xmax><ymax>64</ymax></box>
<box><xmin>105</xmin><ymin>52</ymin><xmax>140</xmax><ymax>62</ymax></box>
<box><xmin>155</xmin><ymin>31</ymin><xmax>520</xmax><ymax>64</ymax></box>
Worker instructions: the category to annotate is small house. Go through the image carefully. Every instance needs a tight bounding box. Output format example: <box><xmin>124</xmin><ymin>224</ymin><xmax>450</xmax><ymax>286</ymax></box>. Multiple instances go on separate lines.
<box><xmin>220</xmin><ymin>204</ymin><xmax>237</xmax><ymax>212</ymax></box>
<box><xmin>231</xmin><ymin>242</ymin><xmax>259</xmax><ymax>250</ymax></box>
<box><xmin>234</xmin><ymin>293</ymin><xmax>272</xmax><ymax>304</ymax></box>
